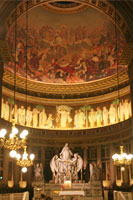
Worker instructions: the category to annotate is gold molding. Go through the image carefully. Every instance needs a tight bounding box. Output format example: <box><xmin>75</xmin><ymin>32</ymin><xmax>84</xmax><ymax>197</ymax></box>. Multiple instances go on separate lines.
<box><xmin>2</xmin><ymin>85</ymin><xmax>130</xmax><ymax>106</ymax></box>
<box><xmin>3</xmin><ymin>68</ymin><xmax>129</xmax><ymax>95</ymax></box>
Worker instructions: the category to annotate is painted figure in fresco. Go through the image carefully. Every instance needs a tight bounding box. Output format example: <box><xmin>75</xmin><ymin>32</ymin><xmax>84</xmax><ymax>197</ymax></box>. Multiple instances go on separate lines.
<box><xmin>88</xmin><ymin>108</ymin><xmax>96</xmax><ymax>128</ymax></box>
<box><xmin>11</xmin><ymin>104</ymin><xmax>18</xmax><ymax>123</ymax></box>
<box><xmin>26</xmin><ymin>106</ymin><xmax>33</xmax><ymax>127</ymax></box>
<box><xmin>78</xmin><ymin>109</ymin><xmax>85</xmax><ymax>128</ymax></box>
<box><xmin>57</xmin><ymin>106</ymin><xmax>72</xmax><ymax>128</ymax></box>
<box><xmin>118</xmin><ymin>100</ymin><xmax>124</xmax><ymax>121</ymax></box>
<box><xmin>39</xmin><ymin>108</ymin><xmax>47</xmax><ymax>128</ymax></box>
<box><xmin>129</xmin><ymin>100</ymin><xmax>132</xmax><ymax>117</ymax></box>
<box><xmin>123</xmin><ymin>99</ymin><xmax>130</xmax><ymax>120</ymax></box>
<box><xmin>95</xmin><ymin>107</ymin><xmax>102</xmax><ymax>127</ymax></box>
<box><xmin>5</xmin><ymin>6</ymin><xmax>126</xmax><ymax>85</ymax></box>
<box><xmin>3</xmin><ymin>100</ymin><xmax>10</xmax><ymax>121</ymax></box>
<box><xmin>74</xmin><ymin>110</ymin><xmax>79</xmax><ymax>128</ymax></box>
<box><xmin>18</xmin><ymin>105</ymin><xmax>25</xmax><ymax>126</ymax></box>
<box><xmin>109</xmin><ymin>104</ymin><xmax>116</xmax><ymax>124</ymax></box>
<box><xmin>46</xmin><ymin>114</ymin><xmax>54</xmax><ymax>128</ymax></box>
<box><xmin>58</xmin><ymin>108</ymin><xmax>69</xmax><ymax>128</ymax></box>
<box><xmin>33</xmin><ymin>108</ymin><xmax>39</xmax><ymax>128</ymax></box>
<box><xmin>103</xmin><ymin>106</ymin><xmax>109</xmax><ymax>126</ymax></box>
<box><xmin>55</xmin><ymin>112</ymin><xmax>60</xmax><ymax>128</ymax></box>
<box><xmin>1</xmin><ymin>98</ymin><xmax>4</xmax><ymax>118</ymax></box>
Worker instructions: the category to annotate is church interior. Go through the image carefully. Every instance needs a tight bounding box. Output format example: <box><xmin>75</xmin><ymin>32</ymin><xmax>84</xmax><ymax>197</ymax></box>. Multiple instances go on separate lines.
<box><xmin>0</xmin><ymin>0</ymin><xmax>133</xmax><ymax>200</ymax></box>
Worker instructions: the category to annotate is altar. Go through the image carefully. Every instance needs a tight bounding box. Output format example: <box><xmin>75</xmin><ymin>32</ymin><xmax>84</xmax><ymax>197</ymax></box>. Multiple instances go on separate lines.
<box><xmin>32</xmin><ymin>144</ymin><xmax>103</xmax><ymax>200</ymax></box>
<box><xmin>32</xmin><ymin>181</ymin><xmax>103</xmax><ymax>200</ymax></box>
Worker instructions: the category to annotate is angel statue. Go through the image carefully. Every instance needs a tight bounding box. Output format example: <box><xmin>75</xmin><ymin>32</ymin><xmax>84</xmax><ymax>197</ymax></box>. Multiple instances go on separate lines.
<box><xmin>34</xmin><ymin>163</ymin><xmax>44</xmax><ymax>181</ymax></box>
<box><xmin>89</xmin><ymin>162</ymin><xmax>101</xmax><ymax>181</ymax></box>
<box><xmin>50</xmin><ymin>143</ymin><xmax>83</xmax><ymax>183</ymax></box>
<box><xmin>71</xmin><ymin>153</ymin><xmax>83</xmax><ymax>182</ymax></box>
<box><xmin>50</xmin><ymin>155</ymin><xmax>59</xmax><ymax>182</ymax></box>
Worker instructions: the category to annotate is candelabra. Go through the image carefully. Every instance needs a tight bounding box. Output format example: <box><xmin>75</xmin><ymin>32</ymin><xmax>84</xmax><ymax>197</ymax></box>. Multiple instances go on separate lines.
<box><xmin>112</xmin><ymin>145</ymin><xmax>133</xmax><ymax>166</ymax></box>
<box><xmin>0</xmin><ymin>119</ymin><xmax>28</xmax><ymax>157</ymax></box>
<box><xmin>16</xmin><ymin>145</ymin><xmax>35</xmax><ymax>173</ymax></box>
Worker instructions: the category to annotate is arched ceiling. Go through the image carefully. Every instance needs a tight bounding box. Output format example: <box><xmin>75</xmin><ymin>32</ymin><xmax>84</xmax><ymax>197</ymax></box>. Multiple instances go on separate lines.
<box><xmin>0</xmin><ymin>0</ymin><xmax>133</xmax><ymax>99</ymax></box>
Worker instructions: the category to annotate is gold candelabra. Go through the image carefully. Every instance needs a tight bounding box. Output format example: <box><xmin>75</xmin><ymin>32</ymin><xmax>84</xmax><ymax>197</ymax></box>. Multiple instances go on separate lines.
<box><xmin>16</xmin><ymin>145</ymin><xmax>35</xmax><ymax>173</ymax></box>
<box><xmin>0</xmin><ymin>119</ymin><xmax>28</xmax><ymax>157</ymax></box>
<box><xmin>112</xmin><ymin>145</ymin><xmax>133</xmax><ymax>166</ymax></box>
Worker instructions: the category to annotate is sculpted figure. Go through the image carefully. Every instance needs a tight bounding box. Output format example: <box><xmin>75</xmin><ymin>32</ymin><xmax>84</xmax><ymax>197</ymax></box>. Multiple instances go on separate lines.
<box><xmin>60</xmin><ymin>143</ymin><xmax>73</xmax><ymax>160</ymax></box>
<box><xmin>90</xmin><ymin>162</ymin><xmax>101</xmax><ymax>181</ymax></box>
<box><xmin>12</xmin><ymin>104</ymin><xmax>18</xmax><ymax>123</ymax></box>
<box><xmin>18</xmin><ymin>105</ymin><xmax>25</xmax><ymax>125</ymax></box>
<box><xmin>123</xmin><ymin>99</ymin><xmax>130</xmax><ymax>120</ymax></box>
<box><xmin>46</xmin><ymin>114</ymin><xmax>54</xmax><ymax>128</ymax></box>
<box><xmin>50</xmin><ymin>143</ymin><xmax>83</xmax><ymax>183</ymax></box>
<box><xmin>3</xmin><ymin>100</ymin><xmax>10</xmax><ymax>121</ymax></box>
<box><xmin>118</xmin><ymin>100</ymin><xmax>124</xmax><ymax>121</ymax></box>
<box><xmin>34</xmin><ymin>163</ymin><xmax>44</xmax><ymax>181</ymax></box>
<box><xmin>39</xmin><ymin>108</ymin><xmax>47</xmax><ymax>128</ymax></box>
<box><xmin>103</xmin><ymin>106</ymin><xmax>109</xmax><ymax>126</ymax></box>
<box><xmin>26</xmin><ymin>106</ymin><xmax>32</xmax><ymax>126</ymax></box>
<box><xmin>95</xmin><ymin>107</ymin><xmax>102</xmax><ymax>127</ymax></box>
<box><xmin>109</xmin><ymin>104</ymin><xmax>116</xmax><ymax>124</ymax></box>
<box><xmin>129</xmin><ymin>100</ymin><xmax>132</xmax><ymax>117</ymax></box>
<box><xmin>78</xmin><ymin>109</ymin><xmax>85</xmax><ymax>128</ymax></box>
<box><xmin>1</xmin><ymin>98</ymin><xmax>4</xmax><ymax>118</ymax></box>
<box><xmin>74</xmin><ymin>110</ymin><xmax>79</xmax><ymax>128</ymax></box>
<box><xmin>33</xmin><ymin>108</ymin><xmax>39</xmax><ymax>127</ymax></box>
<box><xmin>88</xmin><ymin>108</ymin><xmax>96</xmax><ymax>128</ymax></box>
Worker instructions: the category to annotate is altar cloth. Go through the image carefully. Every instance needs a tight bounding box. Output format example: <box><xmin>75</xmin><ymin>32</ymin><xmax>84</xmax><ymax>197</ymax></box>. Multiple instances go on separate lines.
<box><xmin>59</xmin><ymin>190</ymin><xmax>85</xmax><ymax>196</ymax></box>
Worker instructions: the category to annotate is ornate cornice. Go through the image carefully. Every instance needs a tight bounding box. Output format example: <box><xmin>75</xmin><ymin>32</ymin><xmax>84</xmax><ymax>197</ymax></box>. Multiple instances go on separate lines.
<box><xmin>2</xmin><ymin>85</ymin><xmax>130</xmax><ymax>106</ymax></box>
<box><xmin>0</xmin><ymin>118</ymin><xmax>132</xmax><ymax>147</ymax></box>
<box><xmin>3</xmin><ymin>68</ymin><xmax>129</xmax><ymax>98</ymax></box>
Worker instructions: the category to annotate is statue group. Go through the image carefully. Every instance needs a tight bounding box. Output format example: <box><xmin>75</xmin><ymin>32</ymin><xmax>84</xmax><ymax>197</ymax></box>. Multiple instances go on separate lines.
<box><xmin>34</xmin><ymin>144</ymin><xmax>101</xmax><ymax>184</ymax></box>
<box><xmin>50</xmin><ymin>143</ymin><xmax>83</xmax><ymax>183</ymax></box>
<box><xmin>50</xmin><ymin>143</ymin><xmax>101</xmax><ymax>184</ymax></box>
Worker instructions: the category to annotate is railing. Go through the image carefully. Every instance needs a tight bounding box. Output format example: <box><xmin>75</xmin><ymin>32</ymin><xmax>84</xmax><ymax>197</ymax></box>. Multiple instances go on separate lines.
<box><xmin>113</xmin><ymin>191</ymin><xmax>133</xmax><ymax>200</ymax></box>
<box><xmin>0</xmin><ymin>191</ymin><xmax>29</xmax><ymax>200</ymax></box>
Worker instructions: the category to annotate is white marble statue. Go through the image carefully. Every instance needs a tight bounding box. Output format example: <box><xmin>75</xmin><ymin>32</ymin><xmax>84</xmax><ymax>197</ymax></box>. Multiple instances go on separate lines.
<box><xmin>90</xmin><ymin>162</ymin><xmax>101</xmax><ymax>181</ymax></box>
<box><xmin>34</xmin><ymin>163</ymin><xmax>44</xmax><ymax>181</ymax></box>
<box><xmin>50</xmin><ymin>143</ymin><xmax>83</xmax><ymax>183</ymax></box>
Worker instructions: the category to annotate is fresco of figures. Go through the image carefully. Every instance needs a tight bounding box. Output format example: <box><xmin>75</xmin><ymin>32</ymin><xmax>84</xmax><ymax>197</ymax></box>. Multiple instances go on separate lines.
<box><xmin>1</xmin><ymin>97</ymin><xmax>132</xmax><ymax>129</ymax></box>
<box><xmin>5</xmin><ymin>6</ymin><xmax>126</xmax><ymax>84</ymax></box>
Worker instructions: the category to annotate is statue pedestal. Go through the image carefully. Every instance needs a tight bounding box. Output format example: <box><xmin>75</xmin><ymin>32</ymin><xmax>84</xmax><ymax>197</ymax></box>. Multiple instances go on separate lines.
<box><xmin>32</xmin><ymin>182</ymin><xmax>103</xmax><ymax>200</ymax></box>
<box><xmin>32</xmin><ymin>181</ymin><xmax>44</xmax><ymax>199</ymax></box>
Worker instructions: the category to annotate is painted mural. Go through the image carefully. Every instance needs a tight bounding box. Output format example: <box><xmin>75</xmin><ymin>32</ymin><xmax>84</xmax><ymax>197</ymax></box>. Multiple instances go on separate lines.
<box><xmin>1</xmin><ymin>97</ymin><xmax>132</xmax><ymax>130</ymax></box>
<box><xmin>5</xmin><ymin>5</ymin><xmax>127</xmax><ymax>84</ymax></box>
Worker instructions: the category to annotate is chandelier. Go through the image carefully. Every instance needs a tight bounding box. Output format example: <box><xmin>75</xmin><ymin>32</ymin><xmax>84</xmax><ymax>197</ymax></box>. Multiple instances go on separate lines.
<box><xmin>112</xmin><ymin>3</ymin><xmax>133</xmax><ymax>167</ymax></box>
<box><xmin>0</xmin><ymin>118</ymin><xmax>28</xmax><ymax>157</ymax></box>
<box><xmin>112</xmin><ymin>145</ymin><xmax>133</xmax><ymax>166</ymax></box>
<box><xmin>16</xmin><ymin>145</ymin><xmax>35</xmax><ymax>173</ymax></box>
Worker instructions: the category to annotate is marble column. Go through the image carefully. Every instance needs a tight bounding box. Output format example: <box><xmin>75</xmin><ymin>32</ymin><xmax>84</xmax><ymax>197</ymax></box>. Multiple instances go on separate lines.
<box><xmin>41</xmin><ymin>147</ymin><xmax>45</xmax><ymax>168</ymax></box>
<box><xmin>3</xmin><ymin>149</ymin><xmax>9</xmax><ymax>183</ymax></box>
<box><xmin>14</xmin><ymin>162</ymin><xmax>20</xmax><ymax>185</ymax></box>
<box><xmin>27</xmin><ymin>146</ymin><xmax>33</xmax><ymax>185</ymax></box>
<box><xmin>0</xmin><ymin>56</ymin><xmax>4</xmax><ymax>118</ymax></box>
<box><xmin>97</xmin><ymin>145</ymin><xmax>102</xmax><ymax>167</ymax></box>
<box><xmin>110</xmin><ymin>144</ymin><xmax>115</xmax><ymax>185</ymax></box>
<box><xmin>83</xmin><ymin>146</ymin><xmax>88</xmax><ymax>170</ymax></box>
<box><xmin>128</xmin><ymin>59</ymin><xmax>133</xmax><ymax>116</ymax></box>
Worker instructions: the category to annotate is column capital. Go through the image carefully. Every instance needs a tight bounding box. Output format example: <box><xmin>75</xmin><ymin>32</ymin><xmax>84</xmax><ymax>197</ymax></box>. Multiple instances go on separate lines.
<box><xmin>81</xmin><ymin>146</ymin><xmax>88</xmax><ymax>150</ymax></box>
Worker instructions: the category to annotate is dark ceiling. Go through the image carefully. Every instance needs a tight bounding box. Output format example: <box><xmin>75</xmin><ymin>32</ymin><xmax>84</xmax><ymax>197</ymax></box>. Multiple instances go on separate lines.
<box><xmin>0</xmin><ymin>0</ymin><xmax>133</xmax><ymax>40</ymax></box>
